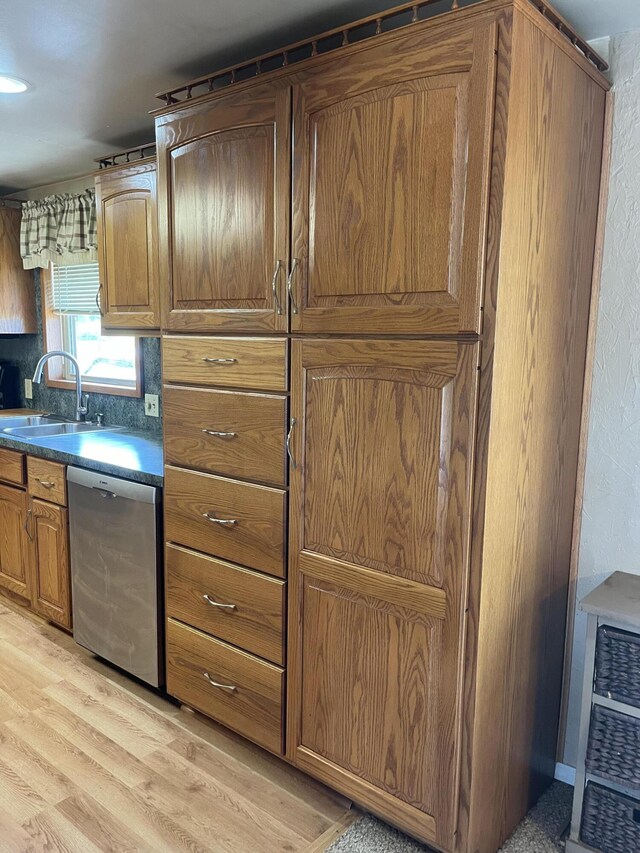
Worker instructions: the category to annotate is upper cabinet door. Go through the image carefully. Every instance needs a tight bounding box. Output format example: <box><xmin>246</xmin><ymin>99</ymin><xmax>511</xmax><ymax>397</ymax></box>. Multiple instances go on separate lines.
<box><xmin>156</xmin><ymin>82</ymin><xmax>291</xmax><ymax>333</ymax></box>
<box><xmin>0</xmin><ymin>207</ymin><xmax>36</xmax><ymax>335</ymax></box>
<box><xmin>96</xmin><ymin>160</ymin><xmax>160</xmax><ymax>331</ymax></box>
<box><xmin>290</xmin><ymin>20</ymin><xmax>497</xmax><ymax>335</ymax></box>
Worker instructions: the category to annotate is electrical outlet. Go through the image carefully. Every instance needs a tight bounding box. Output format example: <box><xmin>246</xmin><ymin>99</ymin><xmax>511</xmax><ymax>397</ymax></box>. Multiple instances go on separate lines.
<box><xmin>24</xmin><ymin>378</ymin><xmax>33</xmax><ymax>400</ymax></box>
<box><xmin>144</xmin><ymin>393</ymin><xmax>159</xmax><ymax>417</ymax></box>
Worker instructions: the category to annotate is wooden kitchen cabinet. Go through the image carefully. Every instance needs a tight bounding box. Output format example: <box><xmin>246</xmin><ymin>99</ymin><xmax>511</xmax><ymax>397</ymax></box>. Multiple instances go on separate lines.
<box><xmin>29</xmin><ymin>499</ymin><xmax>71</xmax><ymax>630</ymax></box>
<box><xmin>287</xmin><ymin>338</ymin><xmax>478</xmax><ymax>844</ymax></box>
<box><xmin>156</xmin><ymin>81</ymin><xmax>290</xmax><ymax>333</ymax></box>
<box><xmin>0</xmin><ymin>482</ymin><xmax>31</xmax><ymax>602</ymax></box>
<box><xmin>95</xmin><ymin>158</ymin><xmax>160</xmax><ymax>331</ymax></box>
<box><xmin>289</xmin><ymin>21</ymin><xmax>495</xmax><ymax>336</ymax></box>
<box><xmin>0</xmin><ymin>206</ymin><xmax>36</xmax><ymax>335</ymax></box>
<box><xmin>155</xmin><ymin>1</ymin><xmax>609</xmax><ymax>850</ymax></box>
<box><xmin>155</xmin><ymin>19</ymin><xmax>495</xmax><ymax>338</ymax></box>
<box><xmin>0</xmin><ymin>452</ymin><xmax>71</xmax><ymax>629</ymax></box>
<box><xmin>26</xmin><ymin>459</ymin><xmax>72</xmax><ymax>630</ymax></box>
<box><xmin>166</xmin><ymin>617</ymin><xmax>285</xmax><ymax>754</ymax></box>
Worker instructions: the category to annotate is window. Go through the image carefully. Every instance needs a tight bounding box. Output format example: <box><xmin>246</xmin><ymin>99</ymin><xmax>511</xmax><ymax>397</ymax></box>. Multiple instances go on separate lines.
<box><xmin>42</xmin><ymin>263</ymin><xmax>142</xmax><ymax>397</ymax></box>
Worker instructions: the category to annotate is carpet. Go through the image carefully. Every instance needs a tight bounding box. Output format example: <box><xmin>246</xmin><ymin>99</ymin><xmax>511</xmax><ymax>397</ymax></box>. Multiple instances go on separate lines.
<box><xmin>326</xmin><ymin>782</ymin><xmax>573</xmax><ymax>852</ymax></box>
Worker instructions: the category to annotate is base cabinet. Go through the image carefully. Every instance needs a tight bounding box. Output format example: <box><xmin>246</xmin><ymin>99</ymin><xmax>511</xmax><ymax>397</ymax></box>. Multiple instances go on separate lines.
<box><xmin>0</xmin><ymin>451</ymin><xmax>72</xmax><ymax>631</ymax></box>
<box><xmin>30</xmin><ymin>499</ymin><xmax>71</xmax><ymax>630</ymax></box>
<box><xmin>0</xmin><ymin>483</ymin><xmax>31</xmax><ymax>602</ymax></box>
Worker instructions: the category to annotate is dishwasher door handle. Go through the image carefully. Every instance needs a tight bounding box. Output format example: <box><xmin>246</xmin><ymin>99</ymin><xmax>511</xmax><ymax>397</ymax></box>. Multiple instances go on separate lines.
<box><xmin>92</xmin><ymin>486</ymin><xmax>117</xmax><ymax>499</ymax></box>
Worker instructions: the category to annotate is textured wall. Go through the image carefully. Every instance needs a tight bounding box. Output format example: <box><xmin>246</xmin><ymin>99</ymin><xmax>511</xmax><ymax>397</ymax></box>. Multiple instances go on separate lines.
<box><xmin>564</xmin><ymin>29</ymin><xmax>640</xmax><ymax>765</ymax></box>
<box><xmin>0</xmin><ymin>271</ymin><xmax>162</xmax><ymax>432</ymax></box>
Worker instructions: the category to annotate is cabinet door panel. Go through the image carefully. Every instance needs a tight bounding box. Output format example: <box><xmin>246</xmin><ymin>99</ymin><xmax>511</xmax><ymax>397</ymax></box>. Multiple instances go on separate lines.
<box><xmin>0</xmin><ymin>484</ymin><xmax>30</xmax><ymax>601</ymax></box>
<box><xmin>157</xmin><ymin>82</ymin><xmax>290</xmax><ymax>333</ymax></box>
<box><xmin>96</xmin><ymin>160</ymin><xmax>159</xmax><ymax>330</ymax></box>
<box><xmin>31</xmin><ymin>500</ymin><xmax>71</xmax><ymax>629</ymax></box>
<box><xmin>291</xmin><ymin>20</ymin><xmax>496</xmax><ymax>335</ymax></box>
<box><xmin>301</xmin><ymin>576</ymin><xmax>438</xmax><ymax>807</ymax></box>
<box><xmin>288</xmin><ymin>339</ymin><xmax>478</xmax><ymax>849</ymax></box>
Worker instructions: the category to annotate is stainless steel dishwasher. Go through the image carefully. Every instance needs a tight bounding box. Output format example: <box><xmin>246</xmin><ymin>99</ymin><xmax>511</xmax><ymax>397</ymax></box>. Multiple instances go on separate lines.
<box><xmin>67</xmin><ymin>467</ymin><xmax>163</xmax><ymax>687</ymax></box>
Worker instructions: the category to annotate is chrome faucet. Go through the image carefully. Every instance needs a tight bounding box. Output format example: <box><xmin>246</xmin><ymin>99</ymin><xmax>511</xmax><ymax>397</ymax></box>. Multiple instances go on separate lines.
<box><xmin>32</xmin><ymin>350</ymin><xmax>88</xmax><ymax>422</ymax></box>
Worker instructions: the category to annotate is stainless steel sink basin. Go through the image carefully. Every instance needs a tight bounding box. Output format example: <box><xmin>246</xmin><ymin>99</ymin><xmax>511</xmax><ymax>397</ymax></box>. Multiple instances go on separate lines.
<box><xmin>0</xmin><ymin>415</ymin><xmax>65</xmax><ymax>430</ymax></box>
<box><xmin>4</xmin><ymin>422</ymin><xmax>111</xmax><ymax>438</ymax></box>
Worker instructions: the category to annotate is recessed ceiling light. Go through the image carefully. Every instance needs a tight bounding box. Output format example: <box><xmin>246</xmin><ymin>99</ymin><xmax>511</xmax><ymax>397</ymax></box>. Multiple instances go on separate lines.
<box><xmin>0</xmin><ymin>75</ymin><xmax>30</xmax><ymax>94</ymax></box>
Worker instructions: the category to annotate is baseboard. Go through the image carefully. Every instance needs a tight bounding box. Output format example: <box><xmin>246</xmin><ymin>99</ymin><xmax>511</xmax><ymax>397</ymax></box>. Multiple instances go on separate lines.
<box><xmin>554</xmin><ymin>762</ymin><xmax>576</xmax><ymax>786</ymax></box>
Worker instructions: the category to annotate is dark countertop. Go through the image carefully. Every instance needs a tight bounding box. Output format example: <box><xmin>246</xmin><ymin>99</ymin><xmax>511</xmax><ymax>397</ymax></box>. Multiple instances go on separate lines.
<box><xmin>0</xmin><ymin>414</ymin><xmax>163</xmax><ymax>486</ymax></box>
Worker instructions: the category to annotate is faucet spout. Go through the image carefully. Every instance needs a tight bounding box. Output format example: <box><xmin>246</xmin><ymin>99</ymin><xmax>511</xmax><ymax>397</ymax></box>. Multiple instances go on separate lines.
<box><xmin>32</xmin><ymin>350</ymin><xmax>88</xmax><ymax>422</ymax></box>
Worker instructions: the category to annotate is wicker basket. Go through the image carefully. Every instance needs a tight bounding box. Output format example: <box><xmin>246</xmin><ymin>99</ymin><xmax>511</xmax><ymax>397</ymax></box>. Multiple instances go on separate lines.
<box><xmin>595</xmin><ymin>625</ymin><xmax>640</xmax><ymax>708</ymax></box>
<box><xmin>581</xmin><ymin>781</ymin><xmax>640</xmax><ymax>853</ymax></box>
<box><xmin>586</xmin><ymin>704</ymin><xmax>640</xmax><ymax>789</ymax></box>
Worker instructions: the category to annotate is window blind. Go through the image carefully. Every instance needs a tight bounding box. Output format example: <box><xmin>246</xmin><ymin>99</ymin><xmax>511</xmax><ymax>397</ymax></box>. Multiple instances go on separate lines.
<box><xmin>51</xmin><ymin>262</ymin><xmax>100</xmax><ymax>315</ymax></box>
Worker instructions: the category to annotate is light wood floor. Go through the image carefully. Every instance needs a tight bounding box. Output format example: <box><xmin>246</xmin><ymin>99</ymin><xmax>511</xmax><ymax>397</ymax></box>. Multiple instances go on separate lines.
<box><xmin>0</xmin><ymin>599</ymin><xmax>355</xmax><ymax>853</ymax></box>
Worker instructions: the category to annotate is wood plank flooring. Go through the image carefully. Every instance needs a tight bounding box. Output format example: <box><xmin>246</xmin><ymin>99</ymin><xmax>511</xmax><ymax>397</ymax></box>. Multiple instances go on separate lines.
<box><xmin>0</xmin><ymin>600</ymin><xmax>355</xmax><ymax>852</ymax></box>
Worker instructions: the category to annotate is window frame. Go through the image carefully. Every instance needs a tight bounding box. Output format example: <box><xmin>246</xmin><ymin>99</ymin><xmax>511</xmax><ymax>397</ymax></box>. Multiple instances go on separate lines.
<box><xmin>41</xmin><ymin>265</ymin><xmax>143</xmax><ymax>399</ymax></box>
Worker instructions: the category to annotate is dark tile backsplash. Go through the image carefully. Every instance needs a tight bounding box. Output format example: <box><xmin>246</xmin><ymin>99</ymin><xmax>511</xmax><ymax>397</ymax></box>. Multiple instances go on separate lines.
<box><xmin>0</xmin><ymin>271</ymin><xmax>162</xmax><ymax>433</ymax></box>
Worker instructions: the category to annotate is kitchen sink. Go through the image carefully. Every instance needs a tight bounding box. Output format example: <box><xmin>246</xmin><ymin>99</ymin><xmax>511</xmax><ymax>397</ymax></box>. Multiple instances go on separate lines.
<box><xmin>0</xmin><ymin>414</ymin><xmax>65</xmax><ymax>429</ymax></box>
<box><xmin>3</xmin><ymin>422</ymin><xmax>113</xmax><ymax>438</ymax></box>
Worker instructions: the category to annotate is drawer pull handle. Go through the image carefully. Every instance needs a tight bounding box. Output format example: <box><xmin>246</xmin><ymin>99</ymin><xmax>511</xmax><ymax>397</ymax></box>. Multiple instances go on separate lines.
<box><xmin>201</xmin><ymin>429</ymin><xmax>237</xmax><ymax>439</ymax></box>
<box><xmin>36</xmin><ymin>479</ymin><xmax>55</xmax><ymax>489</ymax></box>
<box><xmin>203</xmin><ymin>672</ymin><xmax>237</xmax><ymax>692</ymax></box>
<box><xmin>286</xmin><ymin>417</ymin><xmax>297</xmax><ymax>469</ymax></box>
<box><xmin>202</xmin><ymin>357</ymin><xmax>237</xmax><ymax>365</ymax></box>
<box><xmin>203</xmin><ymin>594</ymin><xmax>236</xmax><ymax>610</ymax></box>
<box><xmin>287</xmin><ymin>258</ymin><xmax>300</xmax><ymax>314</ymax></box>
<box><xmin>271</xmin><ymin>259</ymin><xmax>283</xmax><ymax>316</ymax></box>
<box><xmin>202</xmin><ymin>512</ymin><xmax>237</xmax><ymax>527</ymax></box>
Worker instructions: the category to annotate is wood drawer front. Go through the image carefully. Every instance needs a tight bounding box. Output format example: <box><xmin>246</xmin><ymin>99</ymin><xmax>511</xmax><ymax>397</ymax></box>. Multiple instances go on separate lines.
<box><xmin>166</xmin><ymin>617</ymin><xmax>284</xmax><ymax>754</ymax></box>
<box><xmin>163</xmin><ymin>336</ymin><xmax>287</xmax><ymax>392</ymax></box>
<box><xmin>164</xmin><ymin>385</ymin><xmax>287</xmax><ymax>486</ymax></box>
<box><xmin>165</xmin><ymin>466</ymin><xmax>286</xmax><ymax>577</ymax></box>
<box><xmin>0</xmin><ymin>448</ymin><xmax>25</xmax><ymax>486</ymax></box>
<box><xmin>166</xmin><ymin>544</ymin><xmax>285</xmax><ymax>665</ymax></box>
<box><xmin>27</xmin><ymin>457</ymin><xmax>66</xmax><ymax>505</ymax></box>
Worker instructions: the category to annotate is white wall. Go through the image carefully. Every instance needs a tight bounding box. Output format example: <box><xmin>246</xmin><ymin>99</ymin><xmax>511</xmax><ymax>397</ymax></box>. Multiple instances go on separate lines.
<box><xmin>564</xmin><ymin>28</ymin><xmax>640</xmax><ymax>766</ymax></box>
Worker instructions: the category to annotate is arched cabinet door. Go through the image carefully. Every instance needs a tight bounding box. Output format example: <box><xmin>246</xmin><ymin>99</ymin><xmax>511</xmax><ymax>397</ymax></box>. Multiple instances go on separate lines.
<box><xmin>290</xmin><ymin>19</ymin><xmax>497</xmax><ymax>335</ymax></box>
<box><xmin>156</xmin><ymin>81</ymin><xmax>291</xmax><ymax>334</ymax></box>
<box><xmin>95</xmin><ymin>159</ymin><xmax>160</xmax><ymax>331</ymax></box>
<box><xmin>287</xmin><ymin>338</ymin><xmax>479</xmax><ymax>851</ymax></box>
<box><xmin>30</xmin><ymin>499</ymin><xmax>71</xmax><ymax>630</ymax></box>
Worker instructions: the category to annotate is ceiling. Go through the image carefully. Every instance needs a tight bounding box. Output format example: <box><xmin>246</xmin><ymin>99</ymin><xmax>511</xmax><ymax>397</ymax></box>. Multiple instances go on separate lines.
<box><xmin>2</xmin><ymin>0</ymin><xmax>640</xmax><ymax>194</ymax></box>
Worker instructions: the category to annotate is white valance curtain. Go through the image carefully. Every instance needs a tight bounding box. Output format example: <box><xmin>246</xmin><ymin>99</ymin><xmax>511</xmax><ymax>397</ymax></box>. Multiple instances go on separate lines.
<box><xmin>20</xmin><ymin>189</ymin><xmax>98</xmax><ymax>270</ymax></box>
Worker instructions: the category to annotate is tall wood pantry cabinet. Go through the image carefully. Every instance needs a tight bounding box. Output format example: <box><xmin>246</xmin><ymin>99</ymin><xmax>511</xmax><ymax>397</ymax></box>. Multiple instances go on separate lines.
<box><xmin>155</xmin><ymin>1</ymin><xmax>610</xmax><ymax>850</ymax></box>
